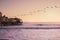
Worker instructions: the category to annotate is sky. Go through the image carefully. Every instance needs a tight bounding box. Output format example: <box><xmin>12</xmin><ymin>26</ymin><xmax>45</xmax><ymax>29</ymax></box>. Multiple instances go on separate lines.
<box><xmin>0</xmin><ymin>0</ymin><xmax>60</xmax><ymax>22</ymax></box>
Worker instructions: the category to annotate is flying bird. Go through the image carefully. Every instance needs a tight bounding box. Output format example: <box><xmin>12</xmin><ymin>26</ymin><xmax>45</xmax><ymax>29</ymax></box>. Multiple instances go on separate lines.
<box><xmin>51</xmin><ymin>6</ymin><xmax>53</xmax><ymax>8</ymax></box>
<box><xmin>55</xmin><ymin>5</ymin><xmax>57</xmax><ymax>8</ymax></box>
<box><xmin>46</xmin><ymin>6</ymin><xmax>49</xmax><ymax>8</ymax></box>
<box><xmin>37</xmin><ymin>10</ymin><xmax>40</xmax><ymax>12</ymax></box>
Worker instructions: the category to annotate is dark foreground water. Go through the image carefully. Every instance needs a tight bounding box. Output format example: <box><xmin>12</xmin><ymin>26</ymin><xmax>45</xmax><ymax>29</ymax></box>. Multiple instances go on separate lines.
<box><xmin>0</xmin><ymin>23</ymin><xmax>60</xmax><ymax>40</ymax></box>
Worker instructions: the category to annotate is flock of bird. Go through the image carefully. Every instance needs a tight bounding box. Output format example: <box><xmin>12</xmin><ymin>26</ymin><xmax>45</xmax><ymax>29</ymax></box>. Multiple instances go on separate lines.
<box><xmin>20</xmin><ymin>5</ymin><xmax>60</xmax><ymax>17</ymax></box>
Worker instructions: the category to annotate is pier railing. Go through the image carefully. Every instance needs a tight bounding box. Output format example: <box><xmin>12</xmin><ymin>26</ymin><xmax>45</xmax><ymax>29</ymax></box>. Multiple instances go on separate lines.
<box><xmin>0</xmin><ymin>26</ymin><xmax>60</xmax><ymax>29</ymax></box>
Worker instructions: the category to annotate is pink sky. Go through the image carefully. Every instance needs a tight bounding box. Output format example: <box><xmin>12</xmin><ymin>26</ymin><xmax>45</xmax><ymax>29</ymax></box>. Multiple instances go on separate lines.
<box><xmin>0</xmin><ymin>0</ymin><xmax>60</xmax><ymax>22</ymax></box>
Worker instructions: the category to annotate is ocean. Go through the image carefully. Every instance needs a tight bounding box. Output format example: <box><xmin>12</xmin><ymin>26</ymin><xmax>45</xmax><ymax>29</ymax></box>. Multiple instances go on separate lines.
<box><xmin>0</xmin><ymin>23</ymin><xmax>60</xmax><ymax>40</ymax></box>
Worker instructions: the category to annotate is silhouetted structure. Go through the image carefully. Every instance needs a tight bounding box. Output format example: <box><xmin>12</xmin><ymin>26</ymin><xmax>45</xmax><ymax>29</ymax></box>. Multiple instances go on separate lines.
<box><xmin>0</xmin><ymin>12</ymin><xmax>23</xmax><ymax>26</ymax></box>
<box><xmin>0</xmin><ymin>12</ymin><xmax>2</xmax><ymax>17</ymax></box>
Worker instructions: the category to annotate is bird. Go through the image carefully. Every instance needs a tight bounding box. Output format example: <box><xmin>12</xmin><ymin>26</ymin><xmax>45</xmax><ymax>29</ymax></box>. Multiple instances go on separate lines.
<box><xmin>37</xmin><ymin>10</ymin><xmax>40</xmax><ymax>12</ymax></box>
<box><xmin>46</xmin><ymin>6</ymin><xmax>49</xmax><ymax>8</ymax></box>
<box><xmin>54</xmin><ymin>5</ymin><xmax>57</xmax><ymax>8</ymax></box>
<box><xmin>51</xmin><ymin>6</ymin><xmax>53</xmax><ymax>8</ymax></box>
